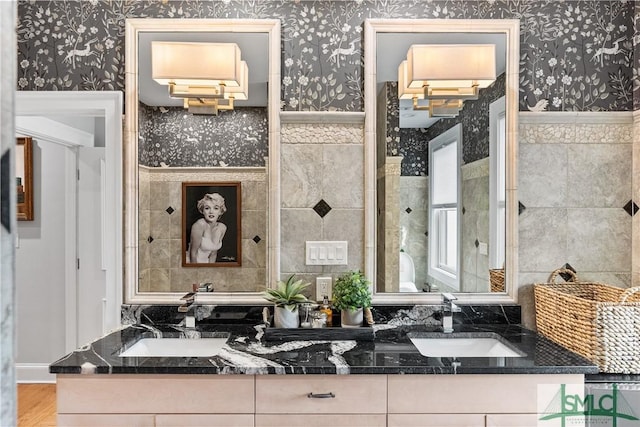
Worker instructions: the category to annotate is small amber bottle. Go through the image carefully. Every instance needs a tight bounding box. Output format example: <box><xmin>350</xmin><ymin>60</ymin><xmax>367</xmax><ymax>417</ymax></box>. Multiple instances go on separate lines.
<box><xmin>320</xmin><ymin>295</ymin><xmax>333</xmax><ymax>327</ymax></box>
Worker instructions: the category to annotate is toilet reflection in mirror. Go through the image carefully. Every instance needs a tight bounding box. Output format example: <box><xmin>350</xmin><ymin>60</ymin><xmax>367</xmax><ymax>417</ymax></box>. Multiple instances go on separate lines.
<box><xmin>399</xmin><ymin>251</ymin><xmax>417</xmax><ymax>293</ymax></box>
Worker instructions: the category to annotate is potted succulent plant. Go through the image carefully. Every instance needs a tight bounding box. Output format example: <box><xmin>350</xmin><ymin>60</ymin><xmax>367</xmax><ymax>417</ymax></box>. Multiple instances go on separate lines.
<box><xmin>332</xmin><ymin>270</ymin><xmax>372</xmax><ymax>328</ymax></box>
<box><xmin>261</xmin><ymin>275</ymin><xmax>310</xmax><ymax>328</ymax></box>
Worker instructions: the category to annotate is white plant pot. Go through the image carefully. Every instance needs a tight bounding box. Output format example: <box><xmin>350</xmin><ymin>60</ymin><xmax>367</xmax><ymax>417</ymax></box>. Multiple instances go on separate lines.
<box><xmin>340</xmin><ymin>308</ymin><xmax>363</xmax><ymax>328</ymax></box>
<box><xmin>274</xmin><ymin>306</ymin><xmax>300</xmax><ymax>328</ymax></box>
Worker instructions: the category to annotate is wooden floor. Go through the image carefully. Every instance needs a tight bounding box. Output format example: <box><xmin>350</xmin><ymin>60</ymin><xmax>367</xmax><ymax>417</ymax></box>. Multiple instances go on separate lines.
<box><xmin>17</xmin><ymin>384</ymin><xmax>56</xmax><ymax>427</ymax></box>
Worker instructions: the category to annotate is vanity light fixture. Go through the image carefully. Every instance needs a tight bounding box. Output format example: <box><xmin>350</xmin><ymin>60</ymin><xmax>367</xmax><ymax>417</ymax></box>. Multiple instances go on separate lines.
<box><xmin>398</xmin><ymin>44</ymin><xmax>496</xmax><ymax>117</ymax></box>
<box><xmin>151</xmin><ymin>41</ymin><xmax>248</xmax><ymax>115</ymax></box>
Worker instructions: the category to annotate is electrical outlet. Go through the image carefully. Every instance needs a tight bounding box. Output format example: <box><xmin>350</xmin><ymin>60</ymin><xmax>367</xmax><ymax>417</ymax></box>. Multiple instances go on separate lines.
<box><xmin>316</xmin><ymin>277</ymin><xmax>332</xmax><ymax>302</ymax></box>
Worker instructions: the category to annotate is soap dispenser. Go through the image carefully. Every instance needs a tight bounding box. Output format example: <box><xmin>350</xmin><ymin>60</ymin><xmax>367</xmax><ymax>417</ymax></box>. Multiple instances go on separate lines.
<box><xmin>319</xmin><ymin>296</ymin><xmax>333</xmax><ymax>327</ymax></box>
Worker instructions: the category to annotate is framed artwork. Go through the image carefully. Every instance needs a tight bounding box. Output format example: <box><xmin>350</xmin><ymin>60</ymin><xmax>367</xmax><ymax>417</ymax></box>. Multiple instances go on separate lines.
<box><xmin>16</xmin><ymin>137</ymin><xmax>34</xmax><ymax>221</ymax></box>
<box><xmin>182</xmin><ymin>181</ymin><xmax>242</xmax><ymax>267</ymax></box>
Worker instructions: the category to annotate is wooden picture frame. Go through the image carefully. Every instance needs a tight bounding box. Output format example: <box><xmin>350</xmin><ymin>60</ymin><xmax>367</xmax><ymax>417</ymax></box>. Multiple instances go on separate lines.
<box><xmin>182</xmin><ymin>182</ymin><xmax>242</xmax><ymax>267</ymax></box>
<box><xmin>16</xmin><ymin>137</ymin><xmax>34</xmax><ymax>221</ymax></box>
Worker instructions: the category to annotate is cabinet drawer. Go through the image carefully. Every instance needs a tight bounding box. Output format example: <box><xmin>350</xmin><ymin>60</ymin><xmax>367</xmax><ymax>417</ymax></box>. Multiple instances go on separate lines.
<box><xmin>256</xmin><ymin>414</ymin><xmax>386</xmax><ymax>427</ymax></box>
<box><xmin>255</xmin><ymin>375</ymin><xmax>386</xmax><ymax>414</ymax></box>
<box><xmin>388</xmin><ymin>374</ymin><xmax>582</xmax><ymax>413</ymax></box>
<box><xmin>57</xmin><ymin>374</ymin><xmax>255</xmax><ymax>414</ymax></box>
<box><xmin>388</xmin><ymin>414</ymin><xmax>485</xmax><ymax>427</ymax></box>
<box><xmin>58</xmin><ymin>414</ymin><xmax>155</xmax><ymax>426</ymax></box>
<box><xmin>156</xmin><ymin>414</ymin><xmax>254</xmax><ymax>427</ymax></box>
<box><xmin>485</xmin><ymin>414</ymin><xmax>540</xmax><ymax>426</ymax></box>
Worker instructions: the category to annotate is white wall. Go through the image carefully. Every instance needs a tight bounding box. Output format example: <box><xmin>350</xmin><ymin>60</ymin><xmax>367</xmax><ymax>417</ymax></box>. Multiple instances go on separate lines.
<box><xmin>16</xmin><ymin>138</ymin><xmax>68</xmax><ymax>366</ymax></box>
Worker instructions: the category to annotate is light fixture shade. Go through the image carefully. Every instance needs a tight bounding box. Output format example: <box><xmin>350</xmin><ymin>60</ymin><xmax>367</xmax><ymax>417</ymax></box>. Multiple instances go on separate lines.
<box><xmin>406</xmin><ymin>44</ymin><xmax>496</xmax><ymax>90</ymax></box>
<box><xmin>223</xmin><ymin>60</ymin><xmax>249</xmax><ymax>100</ymax></box>
<box><xmin>152</xmin><ymin>41</ymin><xmax>244</xmax><ymax>87</ymax></box>
<box><xmin>398</xmin><ymin>60</ymin><xmax>424</xmax><ymax>100</ymax></box>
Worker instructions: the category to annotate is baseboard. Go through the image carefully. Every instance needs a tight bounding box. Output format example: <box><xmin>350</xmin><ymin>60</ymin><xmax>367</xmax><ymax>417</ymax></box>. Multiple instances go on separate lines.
<box><xmin>16</xmin><ymin>363</ymin><xmax>55</xmax><ymax>383</ymax></box>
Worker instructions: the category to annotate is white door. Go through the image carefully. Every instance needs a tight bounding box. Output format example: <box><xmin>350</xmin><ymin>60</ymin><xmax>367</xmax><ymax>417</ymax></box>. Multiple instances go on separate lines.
<box><xmin>77</xmin><ymin>147</ymin><xmax>106</xmax><ymax>346</ymax></box>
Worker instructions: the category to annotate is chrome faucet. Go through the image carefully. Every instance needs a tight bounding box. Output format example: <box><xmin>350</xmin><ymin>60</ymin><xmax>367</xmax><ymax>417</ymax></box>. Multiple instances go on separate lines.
<box><xmin>441</xmin><ymin>292</ymin><xmax>461</xmax><ymax>333</ymax></box>
<box><xmin>177</xmin><ymin>282</ymin><xmax>214</xmax><ymax>328</ymax></box>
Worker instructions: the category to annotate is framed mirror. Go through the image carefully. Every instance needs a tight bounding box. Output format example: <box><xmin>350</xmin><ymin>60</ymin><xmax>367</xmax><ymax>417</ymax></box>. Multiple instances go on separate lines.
<box><xmin>364</xmin><ymin>19</ymin><xmax>519</xmax><ymax>303</ymax></box>
<box><xmin>124</xmin><ymin>19</ymin><xmax>281</xmax><ymax>304</ymax></box>
<box><xmin>16</xmin><ymin>136</ymin><xmax>34</xmax><ymax>221</ymax></box>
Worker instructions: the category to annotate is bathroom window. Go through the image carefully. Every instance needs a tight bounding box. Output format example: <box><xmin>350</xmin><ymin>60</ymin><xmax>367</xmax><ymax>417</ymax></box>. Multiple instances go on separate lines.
<box><xmin>428</xmin><ymin>124</ymin><xmax>461</xmax><ymax>290</ymax></box>
<box><xmin>489</xmin><ymin>97</ymin><xmax>506</xmax><ymax>270</ymax></box>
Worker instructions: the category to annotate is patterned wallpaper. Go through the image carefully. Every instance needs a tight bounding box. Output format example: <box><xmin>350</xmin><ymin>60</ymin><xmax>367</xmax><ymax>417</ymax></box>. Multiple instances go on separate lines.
<box><xmin>384</xmin><ymin>73</ymin><xmax>506</xmax><ymax>176</ymax></box>
<box><xmin>139</xmin><ymin>104</ymin><xmax>268</xmax><ymax>167</ymax></box>
<box><xmin>428</xmin><ymin>72</ymin><xmax>507</xmax><ymax>165</ymax></box>
<box><xmin>16</xmin><ymin>0</ymin><xmax>638</xmax><ymax>112</ymax></box>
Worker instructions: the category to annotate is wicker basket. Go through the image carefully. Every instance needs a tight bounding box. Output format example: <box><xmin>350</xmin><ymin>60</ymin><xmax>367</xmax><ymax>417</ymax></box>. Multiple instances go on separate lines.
<box><xmin>489</xmin><ymin>269</ymin><xmax>505</xmax><ymax>292</ymax></box>
<box><xmin>534</xmin><ymin>269</ymin><xmax>640</xmax><ymax>374</ymax></box>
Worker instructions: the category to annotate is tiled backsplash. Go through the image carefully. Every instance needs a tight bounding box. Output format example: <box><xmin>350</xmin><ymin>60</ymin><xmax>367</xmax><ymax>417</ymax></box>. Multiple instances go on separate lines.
<box><xmin>138</xmin><ymin>167</ymin><xmax>267</xmax><ymax>293</ymax></box>
<box><xmin>128</xmin><ymin>112</ymin><xmax>635</xmax><ymax>331</ymax></box>
<box><xmin>517</xmin><ymin>112</ymin><xmax>634</xmax><ymax>328</ymax></box>
<box><xmin>279</xmin><ymin>113</ymin><xmax>636</xmax><ymax>330</ymax></box>
<box><xmin>280</xmin><ymin>118</ymin><xmax>365</xmax><ymax>292</ymax></box>
<box><xmin>634</xmin><ymin>113</ymin><xmax>640</xmax><ymax>286</ymax></box>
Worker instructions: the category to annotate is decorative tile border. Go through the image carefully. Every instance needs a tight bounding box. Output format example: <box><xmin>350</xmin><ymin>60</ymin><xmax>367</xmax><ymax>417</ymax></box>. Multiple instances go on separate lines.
<box><xmin>281</xmin><ymin>112</ymin><xmax>364</xmax><ymax>144</ymax></box>
<box><xmin>519</xmin><ymin>112</ymin><xmax>634</xmax><ymax>144</ymax></box>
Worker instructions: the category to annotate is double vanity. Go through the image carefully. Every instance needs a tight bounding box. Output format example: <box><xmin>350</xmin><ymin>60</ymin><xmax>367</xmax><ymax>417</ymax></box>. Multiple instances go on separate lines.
<box><xmin>50</xmin><ymin>305</ymin><xmax>597</xmax><ymax>427</ymax></box>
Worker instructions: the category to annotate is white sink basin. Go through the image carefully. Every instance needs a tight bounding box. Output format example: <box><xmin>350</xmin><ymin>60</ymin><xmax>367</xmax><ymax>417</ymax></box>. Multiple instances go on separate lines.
<box><xmin>409</xmin><ymin>335</ymin><xmax>524</xmax><ymax>358</ymax></box>
<box><xmin>119</xmin><ymin>337</ymin><xmax>228</xmax><ymax>357</ymax></box>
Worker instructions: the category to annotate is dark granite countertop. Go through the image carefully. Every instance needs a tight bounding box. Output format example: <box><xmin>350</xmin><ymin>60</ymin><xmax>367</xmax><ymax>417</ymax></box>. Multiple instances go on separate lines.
<box><xmin>50</xmin><ymin>322</ymin><xmax>598</xmax><ymax>376</ymax></box>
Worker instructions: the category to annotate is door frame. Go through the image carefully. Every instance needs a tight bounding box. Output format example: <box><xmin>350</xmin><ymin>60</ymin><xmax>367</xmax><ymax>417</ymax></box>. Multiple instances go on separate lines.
<box><xmin>15</xmin><ymin>91</ymin><xmax>123</xmax><ymax>348</ymax></box>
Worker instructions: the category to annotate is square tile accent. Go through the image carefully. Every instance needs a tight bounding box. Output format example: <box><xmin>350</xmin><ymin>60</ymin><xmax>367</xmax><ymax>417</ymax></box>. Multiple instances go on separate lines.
<box><xmin>165</xmin><ymin>206</ymin><xmax>175</xmax><ymax>215</ymax></box>
<box><xmin>623</xmin><ymin>200</ymin><xmax>638</xmax><ymax>217</ymax></box>
<box><xmin>519</xmin><ymin>201</ymin><xmax>527</xmax><ymax>215</ymax></box>
<box><xmin>405</xmin><ymin>207</ymin><xmax>412</xmax><ymax>214</ymax></box>
<box><xmin>559</xmin><ymin>263</ymin><xmax>576</xmax><ymax>281</ymax></box>
<box><xmin>313</xmin><ymin>199</ymin><xmax>332</xmax><ymax>218</ymax></box>
<box><xmin>253</xmin><ymin>235</ymin><xmax>262</xmax><ymax>244</ymax></box>
<box><xmin>147</xmin><ymin>236</ymin><xmax>154</xmax><ymax>243</ymax></box>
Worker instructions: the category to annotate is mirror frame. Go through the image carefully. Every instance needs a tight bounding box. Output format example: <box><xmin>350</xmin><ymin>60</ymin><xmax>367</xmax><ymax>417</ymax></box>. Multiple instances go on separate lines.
<box><xmin>124</xmin><ymin>19</ymin><xmax>281</xmax><ymax>304</ymax></box>
<box><xmin>364</xmin><ymin>19</ymin><xmax>520</xmax><ymax>304</ymax></box>
<box><xmin>16</xmin><ymin>136</ymin><xmax>34</xmax><ymax>221</ymax></box>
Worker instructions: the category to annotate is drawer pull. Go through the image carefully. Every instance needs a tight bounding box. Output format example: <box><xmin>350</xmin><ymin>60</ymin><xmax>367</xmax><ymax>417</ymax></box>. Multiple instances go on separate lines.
<box><xmin>307</xmin><ymin>392</ymin><xmax>335</xmax><ymax>399</ymax></box>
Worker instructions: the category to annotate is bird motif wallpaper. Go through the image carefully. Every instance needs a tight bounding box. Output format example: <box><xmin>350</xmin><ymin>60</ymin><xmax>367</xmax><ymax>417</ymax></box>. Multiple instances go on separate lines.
<box><xmin>16</xmin><ymin>0</ymin><xmax>638</xmax><ymax>112</ymax></box>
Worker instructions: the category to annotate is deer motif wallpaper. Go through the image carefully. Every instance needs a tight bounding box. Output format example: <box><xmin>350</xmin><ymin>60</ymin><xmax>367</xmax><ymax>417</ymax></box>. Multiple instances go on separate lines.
<box><xmin>138</xmin><ymin>105</ymin><xmax>268</xmax><ymax>167</ymax></box>
<box><xmin>16</xmin><ymin>0</ymin><xmax>638</xmax><ymax>112</ymax></box>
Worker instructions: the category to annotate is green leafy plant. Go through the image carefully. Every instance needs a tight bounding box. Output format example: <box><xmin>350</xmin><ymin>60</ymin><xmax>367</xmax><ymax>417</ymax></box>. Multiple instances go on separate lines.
<box><xmin>261</xmin><ymin>275</ymin><xmax>310</xmax><ymax>312</ymax></box>
<box><xmin>332</xmin><ymin>270</ymin><xmax>372</xmax><ymax>311</ymax></box>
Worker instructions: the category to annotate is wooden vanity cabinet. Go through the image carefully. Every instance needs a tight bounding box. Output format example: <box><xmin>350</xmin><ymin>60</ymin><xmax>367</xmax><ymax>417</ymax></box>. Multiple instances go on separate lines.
<box><xmin>56</xmin><ymin>373</ymin><xmax>583</xmax><ymax>427</ymax></box>
<box><xmin>56</xmin><ymin>374</ymin><xmax>255</xmax><ymax>427</ymax></box>
<box><xmin>255</xmin><ymin>375</ymin><xmax>387</xmax><ymax>427</ymax></box>
<box><xmin>387</xmin><ymin>374</ymin><xmax>583</xmax><ymax>427</ymax></box>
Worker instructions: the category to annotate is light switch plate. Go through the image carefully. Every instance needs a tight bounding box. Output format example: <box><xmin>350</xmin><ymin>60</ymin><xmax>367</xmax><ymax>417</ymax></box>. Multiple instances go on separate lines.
<box><xmin>305</xmin><ymin>241</ymin><xmax>348</xmax><ymax>265</ymax></box>
<box><xmin>478</xmin><ymin>242</ymin><xmax>488</xmax><ymax>255</ymax></box>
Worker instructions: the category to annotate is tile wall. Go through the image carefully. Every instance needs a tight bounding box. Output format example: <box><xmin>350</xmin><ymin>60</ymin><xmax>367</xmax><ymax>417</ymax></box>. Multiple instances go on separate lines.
<box><xmin>398</xmin><ymin>175</ymin><xmax>428</xmax><ymax>291</ymax></box>
<box><xmin>281</xmin><ymin>113</ymin><xmax>637</xmax><ymax>330</ymax></box>
<box><xmin>280</xmin><ymin>117</ymin><xmax>364</xmax><ymax>293</ymax></box>
<box><xmin>138</xmin><ymin>167</ymin><xmax>267</xmax><ymax>293</ymax></box>
<box><xmin>460</xmin><ymin>157</ymin><xmax>491</xmax><ymax>293</ymax></box>
<box><xmin>517</xmin><ymin>112</ymin><xmax>634</xmax><ymax>328</ymax></box>
<box><xmin>634</xmin><ymin>111</ymin><xmax>640</xmax><ymax>286</ymax></box>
